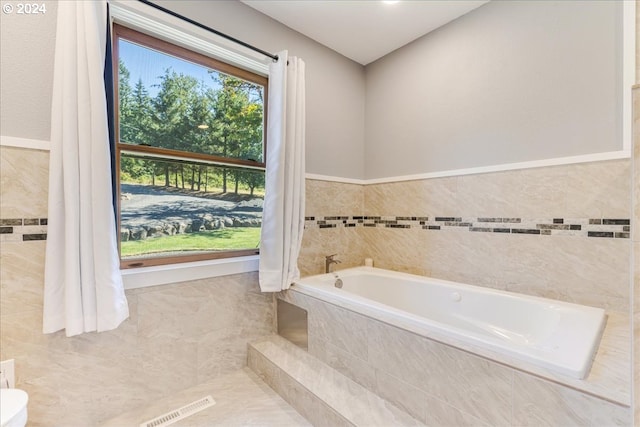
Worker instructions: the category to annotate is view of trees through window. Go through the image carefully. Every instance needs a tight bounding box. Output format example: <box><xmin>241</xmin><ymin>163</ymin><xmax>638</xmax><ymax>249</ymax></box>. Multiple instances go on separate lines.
<box><xmin>115</xmin><ymin>26</ymin><xmax>266</xmax><ymax>267</ymax></box>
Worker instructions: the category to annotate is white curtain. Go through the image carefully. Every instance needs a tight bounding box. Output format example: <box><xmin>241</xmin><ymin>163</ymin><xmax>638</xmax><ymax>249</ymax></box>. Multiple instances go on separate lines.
<box><xmin>259</xmin><ymin>51</ymin><xmax>306</xmax><ymax>292</ymax></box>
<box><xmin>43</xmin><ymin>0</ymin><xmax>129</xmax><ymax>336</ymax></box>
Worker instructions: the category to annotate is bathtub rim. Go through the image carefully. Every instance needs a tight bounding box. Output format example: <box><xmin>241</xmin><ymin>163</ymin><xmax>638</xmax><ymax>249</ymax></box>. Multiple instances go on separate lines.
<box><xmin>286</xmin><ymin>267</ymin><xmax>630</xmax><ymax>406</ymax></box>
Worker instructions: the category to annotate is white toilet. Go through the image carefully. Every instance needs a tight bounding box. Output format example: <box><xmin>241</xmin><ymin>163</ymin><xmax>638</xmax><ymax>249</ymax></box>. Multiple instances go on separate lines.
<box><xmin>0</xmin><ymin>389</ymin><xmax>28</xmax><ymax>427</ymax></box>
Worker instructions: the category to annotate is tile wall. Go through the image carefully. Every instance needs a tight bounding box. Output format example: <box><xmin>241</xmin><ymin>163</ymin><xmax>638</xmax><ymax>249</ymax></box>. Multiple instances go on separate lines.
<box><xmin>2</xmin><ymin>130</ymin><xmax>635</xmax><ymax>425</ymax></box>
<box><xmin>632</xmin><ymin>7</ymin><xmax>640</xmax><ymax>423</ymax></box>
<box><xmin>280</xmin><ymin>289</ymin><xmax>631</xmax><ymax>426</ymax></box>
<box><xmin>633</xmin><ymin>85</ymin><xmax>640</xmax><ymax>425</ymax></box>
<box><xmin>299</xmin><ymin>179</ymin><xmax>365</xmax><ymax>276</ymax></box>
<box><xmin>0</xmin><ymin>146</ymin><xmax>275</xmax><ymax>425</ymax></box>
<box><xmin>301</xmin><ymin>159</ymin><xmax>632</xmax><ymax>313</ymax></box>
<box><xmin>299</xmin><ymin>158</ymin><xmax>633</xmax><ymax>424</ymax></box>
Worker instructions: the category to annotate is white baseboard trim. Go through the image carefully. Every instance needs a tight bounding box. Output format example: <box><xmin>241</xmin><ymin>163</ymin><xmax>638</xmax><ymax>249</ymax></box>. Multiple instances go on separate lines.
<box><xmin>306</xmin><ymin>150</ymin><xmax>631</xmax><ymax>185</ymax></box>
<box><xmin>304</xmin><ymin>173</ymin><xmax>367</xmax><ymax>185</ymax></box>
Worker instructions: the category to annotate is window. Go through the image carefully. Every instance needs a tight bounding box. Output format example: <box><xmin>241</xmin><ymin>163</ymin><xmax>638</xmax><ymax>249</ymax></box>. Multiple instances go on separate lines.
<box><xmin>112</xmin><ymin>25</ymin><xmax>267</xmax><ymax>268</ymax></box>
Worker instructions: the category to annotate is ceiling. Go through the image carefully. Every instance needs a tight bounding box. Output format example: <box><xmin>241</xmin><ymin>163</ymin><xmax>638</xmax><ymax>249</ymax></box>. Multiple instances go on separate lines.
<box><xmin>241</xmin><ymin>0</ymin><xmax>489</xmax><ymax>65</ymax></box>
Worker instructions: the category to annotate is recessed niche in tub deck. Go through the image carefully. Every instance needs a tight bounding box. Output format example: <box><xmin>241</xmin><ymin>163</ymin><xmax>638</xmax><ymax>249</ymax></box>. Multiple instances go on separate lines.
<box><xmin>293</xmin><ymin>267</ymin><xmax>606</xmax><ymax>380</ymax></box>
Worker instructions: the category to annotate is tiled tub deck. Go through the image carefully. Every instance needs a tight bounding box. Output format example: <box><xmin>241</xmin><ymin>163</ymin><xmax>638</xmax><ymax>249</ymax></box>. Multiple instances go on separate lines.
<box><xmin>278</xmin><ymin>288</ymin><xmax>631</xmax><ymax>426</ymax></box>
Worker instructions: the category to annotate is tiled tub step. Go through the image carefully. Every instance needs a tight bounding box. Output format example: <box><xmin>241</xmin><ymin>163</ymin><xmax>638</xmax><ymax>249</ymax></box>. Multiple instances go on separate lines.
<box><xmin>248</xmin><ymin>335</ymin><xmax>424</xmax><ymax>427</ymax></box>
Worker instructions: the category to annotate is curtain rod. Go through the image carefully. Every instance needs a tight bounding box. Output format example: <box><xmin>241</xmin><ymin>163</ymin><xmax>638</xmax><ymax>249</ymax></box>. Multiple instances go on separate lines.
<box><xmin>136</xmin><ymin>0</ymin><xmax>279</xmax><ymax>62</ymax></box>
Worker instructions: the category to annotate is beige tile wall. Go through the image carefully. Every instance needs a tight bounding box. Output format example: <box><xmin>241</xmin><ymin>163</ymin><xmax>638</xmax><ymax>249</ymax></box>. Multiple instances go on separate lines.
<box><xmin>0</xmin><ymin>146</ymin><xmax>275</xmax><ymax>425</ymax></box>
<box><xmin>303</xmin><ymin>158</ymin><xmax>632</xmax><ymax>313</ymax></box>
<box><xmin>302</xmin><ymin>157</ymin><xmax>633</xmax><ymax>423</ymax></box>
<box><xmin>0</xmin><ymin>146</ymin><xmax>49</xmax><ymax>219</ymax></box>
<box><xmin>280</xmin><ymin>290</ymin><xmax>632</xmax><ymax>426</ymax></box>
<box><xmin>2</xmin><ymin>141</ymin><xmax>634</xmax><ymax>424</ymax></box>
<box><xmin>0</xmin><ymin>242</ymin><xmax>274</xmax><ymax>426</ymax></box>
<box><xmin>362</xmin><ymin>227</ymin><xmax>630</xmax><ymax>311</ymax></box>
<box><xmin>633</xmin><ymin>85</ymin><xmax>640</xmax><ymax>426</ymax></box>
<box><xmin>632</xmin><ymin>6</ymin><xmax>639</xmax><ymax>420</ymax></box>
<box><xmin>364</xmin><ymin>161</ymin><xmax>631</xmax><ymax>312</ymax></box>
<box><xmin>300</xmin><ymin>180</ymin><xmax>365</xmax><ymax>276</ymax></box>
<box><xmin>628</xmin><ymin>6</ymin><xmax>639</xmax><ymax>423</ymax></box>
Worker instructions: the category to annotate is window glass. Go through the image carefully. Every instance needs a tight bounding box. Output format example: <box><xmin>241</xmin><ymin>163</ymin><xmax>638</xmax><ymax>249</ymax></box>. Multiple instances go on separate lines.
<box><xmin>114</xmin><ymin>25</ymin><xmax>267</xmax><ymax>268</ymax></box>
<box><xmin>118</xmin><ymin>39</ymin><xmax>265</xmax><ymax>163</ymax></box>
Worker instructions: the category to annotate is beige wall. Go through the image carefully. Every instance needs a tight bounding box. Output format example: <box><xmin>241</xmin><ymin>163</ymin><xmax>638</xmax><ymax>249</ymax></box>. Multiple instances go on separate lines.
<box><xmin>1</xmin><ymin>247</ymin><xmax>273</xmax><ymax>425</ymax></box>
<box><xmin>364</xmin><ymin>0</ymin><xmax>623</xmax><ymax>179</ymax></box>
<box><xmin>362</xmin><ymin>159</ymin><xmax>631</xmax><ymax>312</ymax></box>
<box><xmin>0</xmin><ymin>149</ymin><xmax>274</xmax><ymax>426</ymax></box>
<box><xmin>303</xmin><ymin>158</ymin><xmax>631</xmax><ymax>313</ymax></box>
<box><xmin>300</xmin><ymin>157</ymin><xmax>633</xmax><ymax>424</ymax></box>
<box><xmin>299</xmin><ymin>179</ymin><xmax>364</xmax><ymax>276</ymax></box>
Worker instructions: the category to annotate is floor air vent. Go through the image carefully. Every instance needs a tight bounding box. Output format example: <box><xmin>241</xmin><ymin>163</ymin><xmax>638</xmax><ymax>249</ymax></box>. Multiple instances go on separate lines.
<box><xmin>140</xmin><ymin>395</ymin><xmax>216</xmax><ymax>427</ymax></box>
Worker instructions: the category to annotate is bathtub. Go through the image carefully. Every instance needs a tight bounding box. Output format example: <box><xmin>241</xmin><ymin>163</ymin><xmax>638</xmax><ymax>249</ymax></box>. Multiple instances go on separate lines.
<box><xmin>292</xmin><ymin>266</ymin><xmax>606</xmax><ymax>380</ymax></box>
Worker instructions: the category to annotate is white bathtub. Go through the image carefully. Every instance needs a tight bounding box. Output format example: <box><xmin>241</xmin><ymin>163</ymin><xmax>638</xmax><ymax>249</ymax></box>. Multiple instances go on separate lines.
<box><xmin>292</xmin><ymin>266</ymin><xmax>606</xmax><ymax>379</ymax></box>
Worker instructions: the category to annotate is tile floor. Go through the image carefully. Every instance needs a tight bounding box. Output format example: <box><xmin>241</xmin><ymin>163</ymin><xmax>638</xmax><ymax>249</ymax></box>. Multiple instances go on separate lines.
<box><xmin>101</xmin><ymin>368</ymin><xmax>310</xmax><ymax>426</ymax></box>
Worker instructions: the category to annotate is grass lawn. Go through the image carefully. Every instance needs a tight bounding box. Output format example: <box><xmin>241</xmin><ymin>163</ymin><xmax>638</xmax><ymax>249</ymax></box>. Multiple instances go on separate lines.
<box><xmin>121</xmin><ymin>227</ymin><xmax>261</xmax><ymax>257</ymax></box>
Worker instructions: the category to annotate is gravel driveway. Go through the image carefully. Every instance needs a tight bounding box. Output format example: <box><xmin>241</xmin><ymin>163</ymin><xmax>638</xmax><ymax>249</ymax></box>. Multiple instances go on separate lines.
<box><xmin>120</xmin><ymin>184</ymin><xmax>262</xmax><ymax>228</ymax></box>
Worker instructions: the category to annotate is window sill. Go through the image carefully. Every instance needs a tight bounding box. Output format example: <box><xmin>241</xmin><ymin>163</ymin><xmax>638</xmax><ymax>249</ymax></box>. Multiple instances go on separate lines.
<box><xmin>121</xmin><ymin>255</ymin><xmax>259</xmax><ymax>289</ymax></box>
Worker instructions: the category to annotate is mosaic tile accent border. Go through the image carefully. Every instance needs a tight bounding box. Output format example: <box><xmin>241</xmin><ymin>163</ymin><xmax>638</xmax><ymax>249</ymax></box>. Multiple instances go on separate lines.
<box><xmin>0</xmin><ymin>218</ymin><xmax>48</xmax><ymax>242</ymax></box>
<box><xmin>3</xmin><ymin>216</ymin><xmax>631</xmax><ymax>241</ymax></box>
<box><xmin>304</xmin><ymin>216</ymin><xmax>631</xmax><ymax>239</ymax></box>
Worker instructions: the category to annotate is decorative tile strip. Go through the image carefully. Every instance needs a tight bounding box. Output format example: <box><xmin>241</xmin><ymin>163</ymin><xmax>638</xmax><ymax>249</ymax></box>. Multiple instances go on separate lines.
<box><xmin>588</xmin><ymin>231</ymin><xmax>614</xmax><ymax>238</ymax></box>
<box><xmin>0</xmin><ymin>218</ymin><xmax>48</xmax><ymax>242</ymax></box>
<box><xmin>603</xmin><ymin>219</ymin><xmax>630</xmax><ymax>225</ymax></box>
<box><xmin>478</xmin><ymin>217</ymin><xmax>522</xmax><ymax>223</ymax></box>
<box><xmin>470</xmin><ymin>227</ymin><xmax>492</xmax><ymax>232</ymax></box>
<box><xmin>23</xmin><ymin>233</ymin><xmax>47</xmax><ymax>241</ymax></box>
<box><xmin>305</xmin><ymin>216</ymin><xmax>630</xmax><ymax>239</ymax></box>
<box><xmin>511</xmin><ymin>229</ymin><xmax>541</xmax><ymax>235</ymax></box>
<box><xmin>435</xmin><ymin>217</ymin><xmax>462</xmax><ymax>222</ymax></box>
